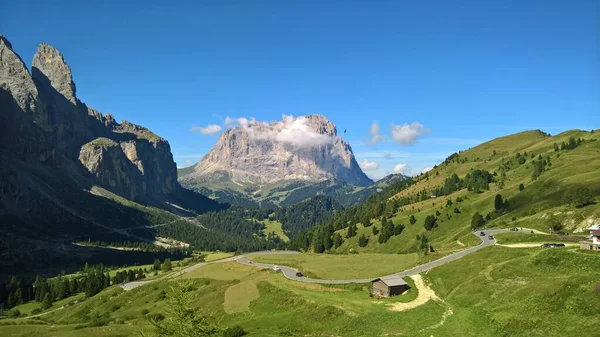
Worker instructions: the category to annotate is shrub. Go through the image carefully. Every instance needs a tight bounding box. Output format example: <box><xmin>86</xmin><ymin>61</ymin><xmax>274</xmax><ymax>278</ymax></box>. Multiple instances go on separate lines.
<box><xmin>31</xmin><ymin>308</ymin><xmax>42</xmax><ymax>315</ymax></box>
<box><xmin>8</xmin><ymin>309</ymin><xmax>21</xmax><ymax>318</ymax></box>
<box><xmin>141</xmin><ymin>308</ymin><xmax>150</xmax><ymax>315</ymax></box>
<box><xmin>471</xmin><ymin>212</ymin><xmax>485</xmax><ymax>229</ymax></box>
<box><xmin>147</xmin><ymin>313</ymin><xmax>165</xmax><ymax>322</ymax></box>
<box><xmin>223</xmin><ymin>326</ymin><xmax>248</xmax><ymax>337</ymax></box>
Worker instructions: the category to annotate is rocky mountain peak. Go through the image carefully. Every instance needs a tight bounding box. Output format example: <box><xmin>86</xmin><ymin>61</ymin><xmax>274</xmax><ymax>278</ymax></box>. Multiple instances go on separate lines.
<box><xmin>0</xmin><ymin>35</ymin><xmax>13</xmax><ymax>49</ymax></box>
<box><xmin>0</xmin><ymin>35</ymin><xmax>43</xmax><ymax>122</ymax></box>
<box><xmin>32</xmin><ymin>42</ymin><xmax>77</xmax><ymax>104</ymax></box>
<box><xmin>304</xmin><ymin>114</ymin><xmax>337</xmax><ymax>137</ymax></box>
<box><xmin>179</xmin><ymin>114</ymin><xmax>373</xmax><ymax>189</ymax></box>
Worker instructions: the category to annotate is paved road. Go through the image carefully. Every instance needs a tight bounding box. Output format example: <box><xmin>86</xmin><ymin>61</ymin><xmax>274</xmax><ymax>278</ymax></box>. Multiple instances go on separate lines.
<box><xmin>121</xmin><ymin>228</ymin><xmax>530</xmax><ymax>289</ymax></box>
<box><xmin>237</xmin><ymin>229</ymin><xmax>524</xmax><ymax>284</ymax></box>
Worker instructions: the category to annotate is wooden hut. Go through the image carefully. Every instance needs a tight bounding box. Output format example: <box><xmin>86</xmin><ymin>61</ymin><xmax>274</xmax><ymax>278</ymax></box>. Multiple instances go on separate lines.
<box><xmin>371</xmin><ymin>276</ymin><xmax>409</xmax><ymax>297</ymax></box>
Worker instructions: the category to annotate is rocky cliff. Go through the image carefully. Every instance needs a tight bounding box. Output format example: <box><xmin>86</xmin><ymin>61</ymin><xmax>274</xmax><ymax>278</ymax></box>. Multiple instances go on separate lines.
<box><xmin>0</xmin><ymin>35</ymin><xmax>178</xmax><ymax>201</ymax></box>
<box><xmin>0</xmin><ymin>35</ymin><xmax>220</xmax><ymax>267</ymax></box>
<box><xmin>180</xmin><ymin>114</ymin><xmax>373</xmax><ymax>187</ymax></box>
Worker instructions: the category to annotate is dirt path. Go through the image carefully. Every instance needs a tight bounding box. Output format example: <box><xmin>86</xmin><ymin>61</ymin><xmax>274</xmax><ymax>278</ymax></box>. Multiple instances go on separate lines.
<box><xmin>387</xmin><ymin>275</ymin><xmax>440</xmax><ymax>312</ymax></box>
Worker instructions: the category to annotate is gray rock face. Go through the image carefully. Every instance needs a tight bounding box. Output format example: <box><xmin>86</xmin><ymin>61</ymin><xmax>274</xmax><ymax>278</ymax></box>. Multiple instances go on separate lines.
<box><xmin>32</xmin><ymin>42</ymin><xmax>77</xmax><ymax>104</ymax></box>
<box><xmin>0</xmin><ymin>35</ymin><xmax>46</xmax><ymax>125</ymax></box>
<box><xmin>180</xmin><ymin>114</ymin><xmax>373</xmax><ymax>187</ymax></box>
<box><xmin>0</xmin><ymin>36</ymin><xmax>177</xmax><ymax>201</ymax></box>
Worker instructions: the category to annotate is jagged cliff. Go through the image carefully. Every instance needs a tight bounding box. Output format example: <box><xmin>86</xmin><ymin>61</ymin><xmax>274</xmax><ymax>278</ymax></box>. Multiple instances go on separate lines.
<box><xmin>178</xmin><ymin>114</ymin><xmax>373</xmax><ymax>206</ymax></box>
<box><xmin>0</xmin><ymin>35</ymin><xmax>220</xmax><ymax>269</ymax></box>
<box><xmin>0</xmin><ymin>35</ymin><xmax>177</xmax><ymax>201</ymax></box>
<box><xmin>180</xmin><ymin>114</ymin><xmax>372</xmax><ymax>186</ymax></box>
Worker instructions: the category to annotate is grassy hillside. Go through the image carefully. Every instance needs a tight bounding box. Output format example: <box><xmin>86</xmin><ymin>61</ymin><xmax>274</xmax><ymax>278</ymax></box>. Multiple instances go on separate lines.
<box><xmin>297</xmin><ymin>129</ymin><xmax>600</xmax><ymax>254</ymax></box>
<box><xmin>2</xmin><ymin>246</ymin><xmax>598</xmax><ymax>336</ymax></box>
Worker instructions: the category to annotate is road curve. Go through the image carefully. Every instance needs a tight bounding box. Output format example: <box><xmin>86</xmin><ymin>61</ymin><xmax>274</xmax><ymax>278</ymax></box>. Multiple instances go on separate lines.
<box><xmin>237</xmin><ymin>229</ymin><xmax>524</xmax><ymax>284</ymax></box>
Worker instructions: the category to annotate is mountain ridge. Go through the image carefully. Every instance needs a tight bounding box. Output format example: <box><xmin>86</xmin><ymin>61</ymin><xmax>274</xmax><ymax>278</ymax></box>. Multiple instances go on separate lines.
<box><xmin>178</xmin><ymin>114</ymin><xmax>376</xmax><ymax>206</ymax></box>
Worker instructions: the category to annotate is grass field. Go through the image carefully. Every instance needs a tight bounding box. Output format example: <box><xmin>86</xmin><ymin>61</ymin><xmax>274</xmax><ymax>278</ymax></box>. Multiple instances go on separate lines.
<box><xmin>253</xmin><ymin>252</ymin><xmax>437</xmax><ymax>279</ymax></box>
<box><xmin>260</xmin><ymin>219</ymin><xmax>290</xmax><ymax>242</ymax></box>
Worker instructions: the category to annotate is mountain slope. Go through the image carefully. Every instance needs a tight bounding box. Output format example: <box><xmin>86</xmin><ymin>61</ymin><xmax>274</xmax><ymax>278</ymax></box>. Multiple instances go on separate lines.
<box><xmin>178</xmin><ymin>114</ymin><xmax>374</xmax><ymax>206</ymax></box>
<box><xmin>0</xmin><ymin>36</ymin><xmax>229</xmax><ymax>275</ymax></box>
<box><xmin>291</xmin><ymin>129</ymin><xmax>600</xmax><ymax>254</ymax></box>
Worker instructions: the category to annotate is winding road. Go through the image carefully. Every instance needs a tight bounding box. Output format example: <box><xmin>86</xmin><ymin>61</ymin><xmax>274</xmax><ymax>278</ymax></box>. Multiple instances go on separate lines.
<box><xmin>236</xmin><ymin>229</ymin><xmax>523</xmax><ymax>284</ymax></box>
<box><xmin>121</xmin><ymin>228</ymin><xmax>532</xmax><ymax>290</ymax></box>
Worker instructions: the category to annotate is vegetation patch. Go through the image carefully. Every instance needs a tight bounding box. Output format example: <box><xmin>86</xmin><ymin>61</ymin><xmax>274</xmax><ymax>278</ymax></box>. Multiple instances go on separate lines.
<box><xmin>224</xmin><ymin>280</ymin><xmax>260</xmax><ymax>314</ymax></box>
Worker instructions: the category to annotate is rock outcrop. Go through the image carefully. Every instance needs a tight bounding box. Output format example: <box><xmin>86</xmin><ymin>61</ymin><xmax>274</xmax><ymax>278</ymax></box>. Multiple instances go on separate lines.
<box><xmin>180</xmin><ymin>114</ymin><xmax>373</xmax><ymax>188</ymax></box>
<box><xmin>1</xmin><ymin>36</ymin><xmax>180</xmax><ymax>203</ymax></box>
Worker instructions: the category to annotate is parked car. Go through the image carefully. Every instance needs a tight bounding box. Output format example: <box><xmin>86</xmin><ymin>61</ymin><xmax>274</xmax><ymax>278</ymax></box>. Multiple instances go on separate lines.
<box><xmin>510</xmin><ymin>227</ymin><xmax>519</xmax><ymax>231</ymax></box>
<box><xmin>295</xmin><ymin>272</ymin><xmax>304</xmax><ymax>277</ymax></box>
<box><xmin>272</xmin><ymin>265</ymin><xmax>280</xmax><ymax>272</ymax></box>
<box><xmin>557</xmin><ymin>231</ymin><xmax>569</xmax><ymax>235</ymax></box>
<box><xmin>480</xmin><ymin>231</ymin><xmax>486</xmax><ymax>236</ymax></box>
<box><xmin>541</xmin><ymin>243</ymin><xmax>566</xmax><ymax>248</ymax></box>
<box><xmin>488</xmin><ymin>235</ymin><xmax>494</xmax><ymax>240</ymax></box>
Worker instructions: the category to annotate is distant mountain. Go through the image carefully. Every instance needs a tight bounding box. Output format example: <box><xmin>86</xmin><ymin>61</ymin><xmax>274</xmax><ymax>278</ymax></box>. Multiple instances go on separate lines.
<box><xmin>0</xmin><ymin>36</ymin><xmax>233</xmax><ymax>275</ymax></box>
<box><xmin>179</xmin><ymin>114</ymin><xmax>374</xmax><ymax>206</ymax></box>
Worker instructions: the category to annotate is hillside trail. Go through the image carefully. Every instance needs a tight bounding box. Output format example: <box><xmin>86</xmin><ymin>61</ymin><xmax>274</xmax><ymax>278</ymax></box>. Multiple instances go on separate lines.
<box><xmin>387</xmin><ymin>275</ymin><xmax>440</xmax><ymax>312</ymax></box>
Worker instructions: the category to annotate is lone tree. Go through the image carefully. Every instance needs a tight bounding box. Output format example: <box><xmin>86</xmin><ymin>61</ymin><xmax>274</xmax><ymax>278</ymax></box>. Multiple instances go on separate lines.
<box><xmin>471</xmin><ymin>212</ymin><xmax>485</xmax><ymax>229</ymax></box>
<box><xmin>518</xmin><ymin>183</ymin><xmax>525</xmax><ymax>191</ymax></box>
<box><xmin>409</xmin><ymin>215</ymin><xmax>417</xmax><ymax>225</ymax></box>
<box><xmin>358</xmin><ymin>234</ymin><xmax>369</xmax><ymax>247</ymax></box>
<box><xmin>153</xmin><ymin>258</ymin><xmax>162</xmax><ymax>271</ymax></box>
<box><xmin>494</xmin><ymin>194</ymin><xmax>504</xmax><ymax>211</ymax></box>
<box><xmin>142</xmin><ymin>280</ymin><xmax>219</xmax><ymax>337</ymax></box>
<box><xmin>423</xmin><ymin>215</ymin><xmax>437</xmax><ymax>231</ymax></box>
<box><xmin>162</xmin><ymin>259</ymin><xmax>172</xmax><ymax>272</ymax></box>
<box><xmin>332</xmin><ymin>233</ymin><xmax>343</xmax><ymax>248</ymax></box>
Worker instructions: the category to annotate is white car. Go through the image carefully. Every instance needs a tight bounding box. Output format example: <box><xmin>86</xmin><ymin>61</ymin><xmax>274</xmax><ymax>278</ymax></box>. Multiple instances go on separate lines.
<box><xmin>272</xmin><ymin>265</ymin><xmax>281</xmax><ymax>272</ymax></box>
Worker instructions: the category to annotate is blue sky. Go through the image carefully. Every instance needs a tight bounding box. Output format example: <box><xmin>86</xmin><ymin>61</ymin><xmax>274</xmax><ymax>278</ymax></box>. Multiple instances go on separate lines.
<box><xmin>3</xmin><ymin>0</ymin><xmax>599</xmax><ymax>179</ymax></box>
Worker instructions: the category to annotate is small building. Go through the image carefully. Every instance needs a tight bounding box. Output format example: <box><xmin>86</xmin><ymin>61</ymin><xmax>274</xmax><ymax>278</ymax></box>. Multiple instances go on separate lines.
<box><xmin>580</xmin><ymin>224</ymin><xmax>600</xmax><ymax>251</ymax></box>
<box><xmin>371</xmin><ymin>276</ymin><xmax>410</xmax><ymax>297</ymax></box>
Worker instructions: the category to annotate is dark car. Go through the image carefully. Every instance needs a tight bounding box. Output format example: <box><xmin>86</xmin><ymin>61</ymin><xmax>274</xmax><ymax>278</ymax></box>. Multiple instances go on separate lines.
<box><xmin>295</xmin><ymin>272</ymin><xmax>304</xmax><ymax>277</ymax></box>
<box><xmin>557</xmin><ymin>231</ymin><xmax>569</xmax><ymax>236</ymax></box>
<box><xmin>488</xmin><ymin>235</ymin><xmax>494</xmax><ymax>240</ymax></box>
<box><xmin>480</xmin><ymin>231</ymin><xmax>486</xmax><ymax>236</ymax></box>
<box><xmin>541</xmin><ymin>243</ymin><xmax>566</xmax><ymax>248</ymax></box>
<box><xmin>510</xmin><ymin>228</ymin><xmax>519</xmax><ymax>231</ymax></box>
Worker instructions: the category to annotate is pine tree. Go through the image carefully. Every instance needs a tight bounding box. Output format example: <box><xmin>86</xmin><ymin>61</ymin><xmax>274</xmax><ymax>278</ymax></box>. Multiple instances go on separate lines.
<box><xmin>471</xmin><ymin>212</ymin><xmax>485</xmax><ymax>229</ymax></box>
<box><xmin>41</xmin><ymin>293</ymin><xmax>53</xmax><ymax>310</ymax></box>
<box><xmin>142</xmin><ymin>280</ymin><xmax>219</xmax><ymax>337</ymax></box>
<box><xmin>358</xmin><ymin>234</ymin><xmax>369</xmax><ymax>247</ymax></box>
<box><xmin>494</xmin><ymin>194</ymin><xmax>504</xmax><ymax>211</ymax></box>
<box><xmin>332</xmin><ymin>233</ymin><xmax>343</xmax><ymax>248</ymax></box>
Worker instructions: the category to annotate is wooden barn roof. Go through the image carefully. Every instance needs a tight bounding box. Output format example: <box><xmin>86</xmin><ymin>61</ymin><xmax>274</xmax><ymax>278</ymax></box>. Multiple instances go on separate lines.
<box><xmin>372</xmin><ymin>276</ymin><xmax>407</xmax><ymax>287</ymax></box>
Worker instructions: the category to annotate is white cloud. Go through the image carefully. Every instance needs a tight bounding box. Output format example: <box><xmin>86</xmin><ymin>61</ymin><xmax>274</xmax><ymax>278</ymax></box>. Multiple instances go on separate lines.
<box><xmin>224</xmin><ymin>116</ymin><xmax>234</xmax><ymax>126</ymax></box>
<box><xmin>366</xmin><ymin>121</ymin><xmax>385</xmax><ymax>146</ymax></box>
<box><xmin>358</xmin><ymin>159</ymin><xmax>379</xmax><ymax>171</ymax></box>
<box><xmin>421</xmin><ymin>166</ymin><xmax>433</xmax><ymax>173</ymax></box>
<box><xmin>393</xmin><ymin>163</ymin><xmax>411</xmax><ymax>175</ymax></box>
<box><xmin>391</xmin><ymin>122</ymin><xmax>430</xmax><ymax>145</ymax></box>
<box><xmin>185</xmin><ymin>160</ymin><xmax>192</xmax><ymax>166</ymax></box>
<box><xmin>226</xmin><ymin>114</ymin><xmax>334</xmax><ymax>147</ymax></box>
<box><xmin>191</xmin><ymin>124</ymin><xmax>222</xmax><ymax>135</ymax></box>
